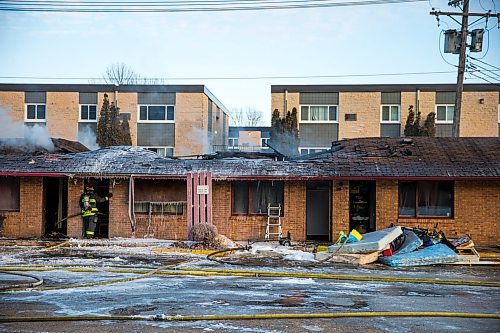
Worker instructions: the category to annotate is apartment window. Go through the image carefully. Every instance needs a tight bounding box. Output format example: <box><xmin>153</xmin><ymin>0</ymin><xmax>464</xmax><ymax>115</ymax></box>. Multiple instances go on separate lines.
<box><xmin>144</xmin><ymin>147</ymin><xmax>174</xmax><ymax>157</ymax></box>
<box><xmin>261</xmin><ymin>138</ymin><xmax>270</xmax><ymax>149</ymax></box>
<box><xmin>381</xmin><ymin>105</ymin><xmax>400</xmax><ymax>123</ymax></box>
<box><xmin>300</xmin><ymin>105</ymin><xmax>338</xmax><ymax>122</ymax></box>
<box><xmin>399</xmin><ymin>181</ymin><xmax>453</xmax><ymax>218</ymax></box>
<box><xmin>139</xmin><ymin>105</ymin><xmax>175</xmax><ymax>122</ymax></box>
<box><xmin>80</xmin><ymin>104</ymin><xmax>98</xmax><ymax>122</ymax></box>
<box><xmin>436</xmin><ymin>105</ymin><xmax>455</xmax><ymax>123</ymax></box>
<box><xmin>228</xmin><ymin>137</ymin><xmax>239</xmax><ymax>149</ymax></box>
<box><xmin>25</xmin><ymin>104</ymin><xmax>46</xmax><ymax>122</ymax></box>
<box><xmin>299</xmin><ymin>147</ymin><xmax>328</xmax><ymax>155</ymax></box>
<box><xmin>0</xmin><ymin>177</ymin><xmax>20</xmax><ymax>211</ymax></box>
<box><xmin>232</xmin><ymin>181</ymin><xmax>284</xmax><ymax>215</ymax></box>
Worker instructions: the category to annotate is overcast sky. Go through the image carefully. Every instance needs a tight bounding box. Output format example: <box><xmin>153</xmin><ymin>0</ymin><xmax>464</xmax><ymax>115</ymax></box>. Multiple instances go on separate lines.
<box><xmin>0</xmin><ymin>0</ymin><xmax>498</xmax><ymax>125</ymax></box>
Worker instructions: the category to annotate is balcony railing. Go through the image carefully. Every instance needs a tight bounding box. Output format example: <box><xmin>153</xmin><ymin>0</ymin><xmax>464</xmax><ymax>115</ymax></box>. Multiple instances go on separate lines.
<box><xmin>212</xmin><ymin>145</ymin><xmax>270</xmax><ymax>153</ymax></box>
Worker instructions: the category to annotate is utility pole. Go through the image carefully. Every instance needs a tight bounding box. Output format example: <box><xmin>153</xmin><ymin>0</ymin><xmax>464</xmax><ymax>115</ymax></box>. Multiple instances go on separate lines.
<box><xmin>430</xmin><ymin>1</ymin><xmax>499</xmax><ymax>137</ymax></box>
<box><xmin>453</xmin><ymin>0</ymin><xmax>468</xmax><ymax>138</ymax></box>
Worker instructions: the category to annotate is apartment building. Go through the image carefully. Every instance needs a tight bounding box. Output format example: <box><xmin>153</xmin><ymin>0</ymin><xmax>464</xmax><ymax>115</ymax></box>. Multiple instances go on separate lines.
<box><xmin>0</xmin><ymin>84</ymin><xmax>229</xmax><ymax>156</ymax></box>
<box><xmin>226</xmin><ymin>126</ymin><xmax>271</xmax><ymax>152</ymax></box>
<box><xmin>271</xmin><ymin>84</ymin><xmax>500</xmax><ymax>154</ymax></box>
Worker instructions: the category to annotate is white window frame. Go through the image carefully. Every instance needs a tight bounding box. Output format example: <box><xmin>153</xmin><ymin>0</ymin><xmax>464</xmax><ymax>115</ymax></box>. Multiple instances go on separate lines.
<box><xmin>435</xmin><ymin>104</ymin><xmax>455</xmax><ymax>124</ymax></box>
<box><xmin>228</xmin><ymin>137</ymin><xmax>239</xmax><ymax>149</ymax></box>
<box><xmin>79</xmin><ymin>104</ymin><xmax>98</xmax><ymax>122</ymax></box>
<box><xmin>299</xmin><ymin>147</ymin><xmax>329</xmax><ymax>155</ymax></box>
<box><xmin>143</xmin><ymin>146</ymin><xmax>174</xmax><ymax>157</ymax></box>
<box><xmin>380</xmin><ymin>104</ymin><xmax>400</xmax><ymax>123</ymax></box>
<box><xmin>137</xmin><ymin>104</ymin><xmax>175</xmax><ymax>123</ymax></box>
<box><xmin>299</xmin><ymin>105</ymin><xmax>338</xmax><ymax>123</ymax></box>
<box><xmin>25</xmin><ymin>103</ymin><xmax>46</xmax><ymax>122</ymax></box>
<box><xmin>261</xmin><ymin>137</ymin><xmax>270</xmax><ymax>149</ymax></box>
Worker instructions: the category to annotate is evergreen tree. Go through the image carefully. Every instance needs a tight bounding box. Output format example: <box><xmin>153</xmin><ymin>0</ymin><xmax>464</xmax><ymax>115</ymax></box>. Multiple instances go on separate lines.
<box><xmin>413</xmin><ymin>107</ymin><xmax>422</xmax><ymax>136</ymax></box>
<box><xmin>270</xmin><ymin>108</ymin><xmax>299</xmax><ymax>157</ymax></box>
<box><xmin>422</xmin><ymin>112</ymin><xmax>436</xmax><ymax>137</ymax></box>
<box><xmin>404</xmin><ymin>105</ymin><xmax>416</xmax><ymax>136</ymax></box>
<box><xmin>96</xmin><ymin>93</ymin><xmax>133</xmax><ymax>147</ymax></box>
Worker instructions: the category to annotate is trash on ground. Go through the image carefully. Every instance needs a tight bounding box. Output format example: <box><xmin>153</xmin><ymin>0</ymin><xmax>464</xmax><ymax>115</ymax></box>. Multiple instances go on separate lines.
<box><xmin>328</xmin><ymin>227</ymin><xmax>403</xmax><ymax>254</ymax></box>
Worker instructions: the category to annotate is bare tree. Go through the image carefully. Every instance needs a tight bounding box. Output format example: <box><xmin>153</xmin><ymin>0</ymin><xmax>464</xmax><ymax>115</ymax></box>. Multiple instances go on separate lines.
<box><xmin>103</xmin><ymin>63</ymin><xmax>140</xmax><ymax>85</ymax></box>
<box><xmin>230</xmin><ymin>107</ymin><xmax>263</xmax><ymax>126</ymax></box>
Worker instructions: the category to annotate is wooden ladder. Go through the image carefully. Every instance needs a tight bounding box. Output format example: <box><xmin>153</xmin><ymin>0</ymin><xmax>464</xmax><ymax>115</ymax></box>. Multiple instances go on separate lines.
<box><xmin>265</xmin><ymin>204</ymin><xmax>282</xmax><ymax>240</ymax></box>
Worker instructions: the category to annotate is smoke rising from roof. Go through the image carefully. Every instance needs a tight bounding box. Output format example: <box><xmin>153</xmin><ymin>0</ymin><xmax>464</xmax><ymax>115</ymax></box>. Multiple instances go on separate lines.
<box><xmin>0</xmin><ymin>106</ymin><xmax>55</xmax><ymax>151</ymax></box>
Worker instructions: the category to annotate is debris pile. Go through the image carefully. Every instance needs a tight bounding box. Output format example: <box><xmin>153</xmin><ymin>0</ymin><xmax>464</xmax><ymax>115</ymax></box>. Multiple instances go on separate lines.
<box><xmin>325</xmin><ymin>225</ymin><xmax>481</xmax><ymax>267</ymax></box>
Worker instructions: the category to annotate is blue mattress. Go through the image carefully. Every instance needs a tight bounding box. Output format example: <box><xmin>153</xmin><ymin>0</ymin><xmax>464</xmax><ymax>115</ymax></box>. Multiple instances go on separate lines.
<box><xmin>379</xmin><ymin>243</ymin><xmax>459</xmax><ymax>267</ymax></box>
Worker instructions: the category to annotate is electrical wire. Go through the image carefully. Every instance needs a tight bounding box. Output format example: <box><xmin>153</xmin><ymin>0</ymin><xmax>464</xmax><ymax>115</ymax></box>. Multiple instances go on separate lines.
<box><xmin>469</xmin><ymin>56</ymin><xmax>500</xmax><ymax>71</ymax></box>
<box><xmin>0</xmin><ymin>70</ymin><xmax>459</xmax><ymax>82</ymax></box>
<box><xmin>0</xmin><ymin>0</ymin><xmax>428</xmax><ymax>12</ymax></box>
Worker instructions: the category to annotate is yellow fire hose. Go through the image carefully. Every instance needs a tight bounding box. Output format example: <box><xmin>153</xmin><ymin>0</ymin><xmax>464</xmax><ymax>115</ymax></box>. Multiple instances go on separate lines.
<box><xmin>0</xmin><ymin>311</ymin><xmax>498</xmax><ymax>323</ymax></box>
<box><xmin>1</xmin><ymin>265</ymin><xmax>499</xmax><ymax>289</ymax></box>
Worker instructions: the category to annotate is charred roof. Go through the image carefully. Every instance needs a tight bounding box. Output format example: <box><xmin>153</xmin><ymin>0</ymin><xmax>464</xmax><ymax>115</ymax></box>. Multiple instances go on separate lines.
<box><xmin>0</xmin><ymin>138</ymin><xmax>498</xmax><ymax>180</ymax></box>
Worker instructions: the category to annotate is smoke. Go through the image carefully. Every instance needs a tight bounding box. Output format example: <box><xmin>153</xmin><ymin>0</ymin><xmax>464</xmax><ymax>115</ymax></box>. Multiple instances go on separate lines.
<box><xmin>78</xmin><ymin>125</ymin><xmax>100</xmax><ymax>151</ymax></box>
<box><xmin>0</xmin><ymin>106</ymin><xmax>55</xmax><ymax>151</ymax></box>
<box><xmin>176</xmin><ymin>126</ymin><xmax>211</xmax><ymax>157</ymax></box>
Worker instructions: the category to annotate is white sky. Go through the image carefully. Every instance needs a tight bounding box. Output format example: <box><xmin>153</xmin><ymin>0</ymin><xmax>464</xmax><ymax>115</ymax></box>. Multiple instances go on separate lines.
<box><xmin>0</xmin><ymin>0</ymin><xmax>498</xmax><ymax>125</ymax></box>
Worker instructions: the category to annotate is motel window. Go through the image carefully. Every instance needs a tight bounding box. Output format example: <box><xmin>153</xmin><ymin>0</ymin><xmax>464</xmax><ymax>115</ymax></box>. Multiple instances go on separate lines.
<box><xmin>228</xmin><ymin>137</ymin><xmax>239</xmax><ymax>148</ymax></box>
<box><xmin>232</xmin><ymin>181</ymin><xmax>284</xmax><ymax>215</ymax></box>
<box><xmin>139</xmin><ymin>105</ymin><xmax>175</xmax><ymax>122</ymax></box>
<box><xmin>300</xmin><ymin>105</ymin><xmax>338</xmax><ymax>122</ymax></box>
<box><xmin>80</xmin><ymin>104</ymin><xmax>98</xmax><ymax>121</ymax></box>
<box><xmin>26</xmin><ymin>104</ymin><xmax>46</xmax><ymax>122</ymax></box>
<box><xmin>134</xmin><ymin>179</ymin><xmax>186</xmax><ymax>215</ymax></box>
<box><xmin>436</xmin><ymin>105</ymin><xmax>455</xmax><ymax>123</ymax></box>
<box><xmin>381</xmin><ymin>105</ymin><xmax>400</xmax><ymax>123</ymax></box>
<box><xmin>261</xmin><ymin>138</ymin><xmax>270</xmax><ymax>149</ymax></box>
<box><xmin>399</xmin><ymin>181</ymin><xmax>453</xmax><ymax>218</ymax></box>
<box><xmin>299</xmin><ymin>148</ymin><xmax>328</xmax><ymax>155</ymax></box>
<box><xmin>144</xmin><ymin>147</ymin><xmax>174</xmax><ymax>157</ymax></box>
<box><xmin>0</xmin><ymin>177</ymin><xmax>20</xmax><ymax>211</ymax></box>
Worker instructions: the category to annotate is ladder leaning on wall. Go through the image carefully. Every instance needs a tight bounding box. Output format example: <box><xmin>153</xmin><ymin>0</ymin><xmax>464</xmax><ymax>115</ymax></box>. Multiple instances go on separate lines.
<box><xmin>265</xmin><ymin>204</ymin><xmax>282</xmax><ymax>240</ymax></box>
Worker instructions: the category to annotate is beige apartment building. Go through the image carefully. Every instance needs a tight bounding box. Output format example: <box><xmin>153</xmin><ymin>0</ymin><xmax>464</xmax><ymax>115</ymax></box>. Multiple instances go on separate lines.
<box><xmin>271</xmin><ymin>84</ymin><xmax>500</xmax><ymax>154</ymax></box>
<box><xmin>0</xmin><ymin>84</ymin><xmax>229</xmax><ymax>156</ymax></box>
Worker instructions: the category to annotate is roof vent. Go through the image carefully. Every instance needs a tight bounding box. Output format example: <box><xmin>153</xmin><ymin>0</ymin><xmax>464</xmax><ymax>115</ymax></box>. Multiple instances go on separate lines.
<box><xmin>401</xmin><ymin>138</ymin><xmax>413</xmax><ymax>144</ymax></box>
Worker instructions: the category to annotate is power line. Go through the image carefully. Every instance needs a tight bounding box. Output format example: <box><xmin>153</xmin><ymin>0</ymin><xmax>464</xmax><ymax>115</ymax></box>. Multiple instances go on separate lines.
<box><xmin>469</xmin><ymin>56</ymin><xmax>500</xmax><ymax>71</ymax></box>
<box><xmin>0</xmin><ymin>0</ymin><xmax>428</xmax><ymax>12</ymax></box>
<box><xmin>0</xmin><ymin>70</ymin><xmax>464</xmax><ymax>82</ymax></box>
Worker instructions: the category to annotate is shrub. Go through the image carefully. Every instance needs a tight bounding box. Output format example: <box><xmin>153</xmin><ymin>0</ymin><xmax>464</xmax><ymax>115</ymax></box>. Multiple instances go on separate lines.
<box><xmin>189</xmin><ymin>223</ymin><xmax>218</xmax><ymax>243</ymax></box>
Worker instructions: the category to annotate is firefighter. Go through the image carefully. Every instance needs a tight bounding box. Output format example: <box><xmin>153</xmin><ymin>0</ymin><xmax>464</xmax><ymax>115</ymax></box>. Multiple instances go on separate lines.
<box><xmin>80</xmin><ymin>183</ymin><xmax>112</xmax><ymax>238</ymax></box>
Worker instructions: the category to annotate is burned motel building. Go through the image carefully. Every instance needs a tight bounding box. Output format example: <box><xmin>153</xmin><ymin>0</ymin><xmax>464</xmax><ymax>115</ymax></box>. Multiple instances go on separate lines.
<box><xmin>0</xmin><ymin>137</ymin><xmax>498</xmax><ymax>246</ymax></box>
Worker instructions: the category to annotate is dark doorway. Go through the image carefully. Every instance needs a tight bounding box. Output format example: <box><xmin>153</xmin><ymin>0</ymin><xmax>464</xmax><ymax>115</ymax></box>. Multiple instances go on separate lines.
<box><xmin>84</xmin><ymin>178</ymin><xmax>110</xmax><ymax>238</ymax></box>
<box><xmin>43</xmin><ymin>178</ymin><xmax>68</xmax><ymax>236</ymax></box>
<box><xmin>306</xmin><ymin>181</ymin><xmax>331</xmax><ymax>241</ymax></box>
<box><xmin>349</xmin><ymin>181</ymin><xmax>376</xmax><ymax>234</ymax></box>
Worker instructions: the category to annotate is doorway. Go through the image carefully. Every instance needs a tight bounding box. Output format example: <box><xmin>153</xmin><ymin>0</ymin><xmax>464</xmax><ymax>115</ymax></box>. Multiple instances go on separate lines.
<box><xmin>306</xmin><ymin>181</ymin><xmax>331</xmax><ymax>241</ymax></box>
<box><xmin>43</xmin><ymin>178</ymin><xmax>68</xmax><ymax>237</ymax></box>
<box><xmin>84</xmin><ymin>178</ymin><xmax>110</xmax><ymax>238</ymax></box>
<box><xmin>349</xmin><ymin>181</ymin><xmax>376</xmax><ymax>233</ymax></box>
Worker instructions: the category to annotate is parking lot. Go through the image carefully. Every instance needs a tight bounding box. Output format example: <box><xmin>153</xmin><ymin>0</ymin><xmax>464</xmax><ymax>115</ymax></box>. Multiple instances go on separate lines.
<box><xmin>1</xmin><ymin>240</ymin><xmax>499</xmax><ymax>333</ymax></box>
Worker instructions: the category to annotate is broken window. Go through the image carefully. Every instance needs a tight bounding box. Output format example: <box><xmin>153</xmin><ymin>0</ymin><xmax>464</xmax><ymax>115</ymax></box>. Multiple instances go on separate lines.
<box><xmin>0</xmin><ymin>177</ymin><xmax>20</xmax><ymax>211</ymax></box>
<box><xmin>133</xmin><ymin>179</ymin><xmax>186</xmax><ymax>215</ymax></box>
<box><xmin>398</xmin><ymin>181</ymin><xmax>453</xmax><ymax>218</ymax></box>
<box><xmin>232</xmin><ymin>181</ymin><xmax>284</xmax><ymax>215</ymax></box>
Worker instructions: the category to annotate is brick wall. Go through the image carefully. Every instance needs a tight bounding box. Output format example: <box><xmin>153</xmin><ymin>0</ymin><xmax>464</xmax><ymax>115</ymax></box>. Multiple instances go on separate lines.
<box><xmin>375</xmin><ymin>180</ymin><xmax>499</xmax><ymax>246</ymax></box>
<box><xmin>175</xmin><ymin>93</ymin><xmax>206</xmax><ymax>156</ymax></box>
<box><xmin>108</xmin><ymin>180</ymin><xmax>133</xmax><ymax>238</ymax></box>
<box><xmin>0</xmin><ymin>91</ymin><xmax>24</xmax><ymax>125</ymax></box>
<box><xmin>46</xmin><ymin>92</ymin><xmax>79</xmax><ymax>140</ymax></box>
<box><xmin>331</xmin><ymin>180</ymin><xmax>349</xmax><ymax>239</ymax></box>
<box><xmin>1</xmin><ymin>177</ymin><xmax>44</xmax><ymax>238</ymax></box>
<box><xmin>211</xmin><ymin>181</ymin><xmax>306</xmax><ymax>242</ymax></box>
<box><xmin>338</xmin><ymin>92</ymin><xmax>381</xmax><ymax>139</ymax></box>
<box><xmin>67</xmin><ymin>178</ymin><xmax>83</xmax><ymax>238</ymax></box>
<box><xmin>461</xmin><ymin>91</ymin><xmax>499</xmax><ymax>137</ymax></box>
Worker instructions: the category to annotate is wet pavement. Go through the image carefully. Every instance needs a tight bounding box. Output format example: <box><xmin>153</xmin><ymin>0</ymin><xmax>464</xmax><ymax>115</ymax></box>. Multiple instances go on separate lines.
<box><xmin>0</xmin><ymin>242</ymin><xmax>499</xmax><ymax>332</ymax></box>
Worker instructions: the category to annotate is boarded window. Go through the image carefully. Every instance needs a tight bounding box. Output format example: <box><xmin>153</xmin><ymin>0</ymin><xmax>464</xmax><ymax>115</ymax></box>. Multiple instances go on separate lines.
<box><xmin>0</xmin><ymin>177</ymin><xmax>20</xmax><ymax>211</ymax></box>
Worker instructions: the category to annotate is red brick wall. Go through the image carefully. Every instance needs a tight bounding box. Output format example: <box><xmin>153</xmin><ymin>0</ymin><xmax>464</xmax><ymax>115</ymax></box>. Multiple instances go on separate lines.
<box><xmin>332</xmin><ymin>180</ymin><xmax>349</xmax><ymax>239</ymax></box>
<box><xmin>211</xmin><ymin>181</ymin><xmax>306</xmax><ymax>242</ymax></box>
<box><xmin>1</xmin><ymin>177</ymin><xmax>44</xmax><ymax>238</ymax></box>
<box><xmin>376</xmin><ymin>180</ymin><xmax>500</xmax><ymax>246</ymax></box>
<box><xmin>67</xmin><ymin>179</ymin><xmax>83</xmax><ymax>238</ymax></box>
